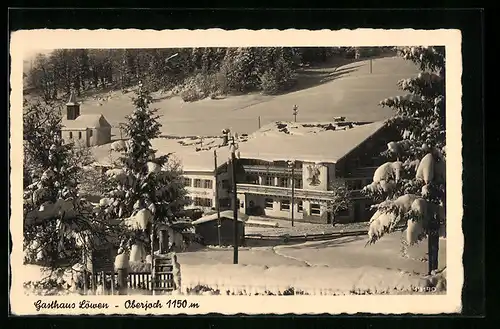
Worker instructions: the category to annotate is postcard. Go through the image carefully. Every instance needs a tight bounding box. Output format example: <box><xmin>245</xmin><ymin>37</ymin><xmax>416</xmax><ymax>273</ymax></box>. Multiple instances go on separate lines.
<box><xmin>10</xmin><ymin>28</ymin><xmax>463</xmax><ymax>315</ymax></box>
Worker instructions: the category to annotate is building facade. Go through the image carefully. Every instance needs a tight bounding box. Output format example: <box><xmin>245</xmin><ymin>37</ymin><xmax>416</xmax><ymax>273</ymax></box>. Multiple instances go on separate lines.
<box><xmin>231</xmin><ymin>124</ymin><xmax>399</xmax><ymax>224</ymax></box>
<box><xmin>182</xmin><ymin>164</ymin><xmax>231</xmax><ymax>212</ymax></box>
<box><xmin>178</xmin><ymin>122</ymin><xmax>398</xmax><ymax>225</ymax></box>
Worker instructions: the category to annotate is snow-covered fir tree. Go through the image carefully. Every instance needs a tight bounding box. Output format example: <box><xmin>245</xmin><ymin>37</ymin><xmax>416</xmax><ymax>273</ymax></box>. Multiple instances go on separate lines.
<box><xmin>23</xmin><ymin>99</ymin><xmax>106</xmax><ymax>267</ymax></box>
<box><xmin>362</xmin><ymin>46</ymin><xmax>446</xmax><ymax>274</ymax></box>
<box><xmin>98</xmin><ymin>82</ymin><xmax>189</xmax><ymax>257</ymax></box>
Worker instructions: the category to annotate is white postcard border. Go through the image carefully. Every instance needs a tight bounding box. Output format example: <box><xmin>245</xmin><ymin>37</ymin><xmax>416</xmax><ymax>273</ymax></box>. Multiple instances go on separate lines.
<box><xmin>9</xmin><ymin>28</ymin><xmax>463</xmax><ymax>315</ymax></box>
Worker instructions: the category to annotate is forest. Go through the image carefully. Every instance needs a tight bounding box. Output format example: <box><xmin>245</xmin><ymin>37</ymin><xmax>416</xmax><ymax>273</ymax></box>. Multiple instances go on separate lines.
<box><xmin>24</xmin><ymin>46</ymin><xmax>390</xmax><ymax>102</ymax></box>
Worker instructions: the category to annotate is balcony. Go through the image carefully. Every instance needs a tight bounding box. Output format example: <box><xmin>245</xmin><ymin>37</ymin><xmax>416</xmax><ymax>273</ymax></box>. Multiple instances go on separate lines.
<box><xmin>237</xmin><ymin>183</ymin><xmax>367</xmax><ymax>201</ymax></box>
<box><xmin>346</xmin><ymin>166</ymin><xmax>378</xmax><ymax>178</ymax></box>
<box><xmin>242</xmin><ymin>165</ymin><xmax>303</xmax><ymax>176</ymax></box>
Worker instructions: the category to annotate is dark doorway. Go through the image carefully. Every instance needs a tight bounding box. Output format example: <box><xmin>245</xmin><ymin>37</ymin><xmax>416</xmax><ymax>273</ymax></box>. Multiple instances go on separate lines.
<box><xmin>354</xmin><ymin>202</ymin><xmax>363</xmax><ymax>222</ymax></box>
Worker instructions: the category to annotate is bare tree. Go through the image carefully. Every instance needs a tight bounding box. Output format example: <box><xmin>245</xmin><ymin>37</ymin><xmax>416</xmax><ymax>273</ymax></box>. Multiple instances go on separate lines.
<box><xmin>326</xmin><ymin>181</ymin><xmax>351</xmax><ymax>226</ymax></box>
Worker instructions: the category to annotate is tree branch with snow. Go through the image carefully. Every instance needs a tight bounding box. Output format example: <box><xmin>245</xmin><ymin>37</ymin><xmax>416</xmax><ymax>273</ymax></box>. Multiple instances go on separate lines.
<box><xmin>362</xmin><ymin>46</ymin><xmax>446</xmax><ymax>272</ymax></box>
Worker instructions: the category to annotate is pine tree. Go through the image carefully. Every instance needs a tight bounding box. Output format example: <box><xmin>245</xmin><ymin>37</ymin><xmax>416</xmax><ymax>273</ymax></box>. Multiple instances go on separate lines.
<box><xmin>98</xmin><ymin>83</ymin><xmax>189</xmax><ymax>255</ymax></box>
<box><xmin>23</xmin><ymin>99</ymin><xmax>107</xmax><ymax>268</ymax></box>
<box><xmin>362</xmin><ymin>46</ymin><xmax>446</xmax><ymax>274</ymax></box>
<box><xmin>259</xmin><ymin>47</ymin><xmax>296</xmax><ymax>95</ymax></box>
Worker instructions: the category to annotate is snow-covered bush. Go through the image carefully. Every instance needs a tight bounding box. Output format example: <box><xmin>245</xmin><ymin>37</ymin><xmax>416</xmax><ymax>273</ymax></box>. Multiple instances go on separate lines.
<box><xmin>179</xmin><ymin>73</ymin><xmax>220</xmax><ymax>102</ymax></box>
<box><xmin>362</xmin><ymin>46</ymin><xmax>446</xmax><ymax>274</ymax></box>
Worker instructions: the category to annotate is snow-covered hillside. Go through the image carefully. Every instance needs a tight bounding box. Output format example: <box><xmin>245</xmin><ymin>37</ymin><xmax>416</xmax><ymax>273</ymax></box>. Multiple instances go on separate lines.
<box><xmin>62</xmin><ymin>56</ymin><xmax>419</xmax><ymax>138</ymax></box>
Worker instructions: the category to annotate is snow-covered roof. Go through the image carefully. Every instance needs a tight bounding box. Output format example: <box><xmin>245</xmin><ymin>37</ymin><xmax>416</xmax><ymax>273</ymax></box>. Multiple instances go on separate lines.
<box><xmin>237</xmin><ymin>121</ymin><xmax>385</xmax><ymax>164</ymax></box>
<box><xmin>171</xmin><ymin>148</ymin><xmax>232</xmax><ymax>172</ymax></box>
<box><xmin>91</xmin><ymin>120</ymin><xmax>384</xmax><ymax>173</ymax></box>
<box><xmin>62</xmin><ymin>114</ymin><xmax>112</xmax><ymax>129</ymax></box>
<box><xmin>192</xmin><ymin>210</ymin><xmax>247</xmax><ymax>225</ymax></box>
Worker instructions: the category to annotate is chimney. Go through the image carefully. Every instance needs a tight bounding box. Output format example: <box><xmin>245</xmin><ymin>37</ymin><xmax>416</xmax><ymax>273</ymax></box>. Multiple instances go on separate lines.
<box><xmin>66</xmin><ymin>91</ymin><xmax>80</xmax><ymax>120</ymax></box>
<box><xmin>221</xmin><ymin>129</ymin><xmax>229</xmax><ymax>146</ymax></box>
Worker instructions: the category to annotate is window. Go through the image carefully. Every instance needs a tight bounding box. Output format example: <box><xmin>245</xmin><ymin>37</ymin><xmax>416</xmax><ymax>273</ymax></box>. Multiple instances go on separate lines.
<box><xmin>183</xmin><ymin>178</ymin><xmax>192</xmax><ymax>187</ymax></box>
<box><xmin>278</xmin><ymin>177</ymin><xmax>289</xmax><ymax>188</ymax></box>
<box><xmin>78</xmin><ymin>131</ymin><xmax>82</xmax><ymax>139</ymax></box>
<box><xmin>346</xmin><ymin>179</ymin><xmax>363</xmax><ymax>190</ymax></box>
<box><xmin>203</xmin><ymin>179</ymin><xmax>213</xmax><ymax>189</ymax></box>
<box><xmin>265</xmin><ymin>198</ymin><xmax>273</xmax><ymax>209</ymax></box>
<box><xmin>294</xmin><ymin>178</ymin><xmax>303</xmax><ymax>189</ymax></box>
<box><xmin>280</xmin><ymin>200</ymin><xmax>290</xmax><ymax>211</ymax></box>
<box><xmin>297</xmin><ymin>201</ymin><xmax>303</xmax><ymax>212</ymax></box>
<box><xmin>69</xmin><ymin>132</ymin><xmax>73</xmax><ymax>139</ymax></box>
<box><xmin>194</xmin><ymin>197</ymin><xmax>212</xmax><ymax>208</ymax></box>
<box><xmin>310</xmin><ymin>203</ymin><xmax>321</xmax><ymax>215</ymax></box>
<box><xmin>89</xmin><ymin>130</ymin><xmax>93</xmax><ymax>137</ymax></box>
<box><xmin>193</xmin><ymin>179</ymin><xmax>203</xmax><ymax>188</ymax></box>
<box><xmin>264</xmin><ymin>176</ymin><xmax>274</xmax><ymax>186</ymax></box>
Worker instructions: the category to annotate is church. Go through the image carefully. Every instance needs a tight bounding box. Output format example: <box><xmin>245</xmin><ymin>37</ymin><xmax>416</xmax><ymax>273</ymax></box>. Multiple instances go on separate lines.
<box><xmin>61</xmin><ymin>92</ymin><xmax>112</xmax><ymax>147</ymax></box>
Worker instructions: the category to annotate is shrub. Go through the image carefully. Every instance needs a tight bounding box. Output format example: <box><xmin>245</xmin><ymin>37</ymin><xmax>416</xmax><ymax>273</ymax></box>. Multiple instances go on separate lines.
<box><xmin>179</xmin><ymin>73</ymin><xmax>222</xmax><ymax>102</ymax></box>
<box><xmin>259</xmin><ymin>71</ymin><xmax>281</xmax><ymax>95</ymax></box>
<box><xmin>259</xmin><ymin>67</ymin><xmax>296</xmax><ymax>95</ymax></box>
<box><xmin>355</xmin><ymin>47</ymin><xmax>382</xmax><ymax>59</ymax></box>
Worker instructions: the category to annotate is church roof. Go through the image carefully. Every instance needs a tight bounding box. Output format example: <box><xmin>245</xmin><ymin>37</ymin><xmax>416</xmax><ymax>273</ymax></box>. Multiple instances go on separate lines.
<box><xmin>62</xmin><ymin>114</ymin><xmax>112</xmax><ymax>129</ymax></box>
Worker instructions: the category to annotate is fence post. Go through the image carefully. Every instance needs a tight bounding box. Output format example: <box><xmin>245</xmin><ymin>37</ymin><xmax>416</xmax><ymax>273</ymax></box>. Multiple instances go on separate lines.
<box><xmin>117</xmin><ymin>268</ymin><xmax>128</xmax><ymax>295</ymax></box>
<box><xmin>83</xmin><ymin>269</ymin><xmax>88</xmax><ymax>295</ymax></box>
<box><xmin>91</xmin><ymin>270</ymin><xmax>97</xmax><ymax>294</ymax></box>
<box><xmin>100</xmin><ymin>271</ymin><xmax>106</xmax><ymax>295</ymax></box>
<box><xmin>172</xmin><ymin>253</ymin><xmax>181</xmax><ymax>294</ymax></box>
<box><xmin>110</xmin><ymin>273</ymin><xmax>115</xmax><ymax>295</ymax></box>
<box><xmin>115</xmin><ymin>251</ymin><xmax>129</xmax><ymax>295</ymax></box>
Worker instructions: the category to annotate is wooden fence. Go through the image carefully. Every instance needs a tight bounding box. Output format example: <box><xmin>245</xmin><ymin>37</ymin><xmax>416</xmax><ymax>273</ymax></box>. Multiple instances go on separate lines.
<box><xmin>244</xmin><ymin>229</ymin><xmax>369</xmax><ymax>244</ymax></box>
<box><xmin>89</xmin><ymin>271</ymin><xmax>175</xmax><ymax>294</ymax></box>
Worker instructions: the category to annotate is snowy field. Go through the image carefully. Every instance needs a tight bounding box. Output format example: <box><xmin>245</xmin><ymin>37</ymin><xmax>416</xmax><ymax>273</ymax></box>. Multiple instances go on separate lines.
<box><xmin>72</xmin><ymin>56</ymin><xmax>419</xmax><ymax>138</ymax></box>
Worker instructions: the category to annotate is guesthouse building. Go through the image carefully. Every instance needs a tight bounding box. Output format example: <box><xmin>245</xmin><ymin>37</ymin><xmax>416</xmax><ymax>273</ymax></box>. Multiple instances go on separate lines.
<box><xmin>232</xmin><ymin>120</ymin><xmax>398</xmax><ymax>224</ymax></box>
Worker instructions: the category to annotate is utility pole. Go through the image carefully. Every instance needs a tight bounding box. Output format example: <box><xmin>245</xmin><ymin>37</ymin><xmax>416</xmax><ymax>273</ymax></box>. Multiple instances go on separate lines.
<box><xmin>293</xmin><ymin>105</ymin><xmax>299</xmax><ymax>122</ymax></box>
<box><xmin>369</xmin><ymin>59</ymin><xmax>373</xmax><ymax>74</ymax></box>
<box><xmin>214</xmin><ymin>150</ymin><xmax>222</xmax><ymax>246</ymax></box>
<box><xmin>230</xmin><ymin>135</ymin><xmax>239</xmax><ymax>264</ymax></box>
<box><xmin>288</xmin><ymin>160</ymin><xmax>295</xmax><ymax>227</ymax></box>
<box><xmin>258</xmin><ymin>116</ymin><xmax>261</xmax><ymax>129</ymax></box>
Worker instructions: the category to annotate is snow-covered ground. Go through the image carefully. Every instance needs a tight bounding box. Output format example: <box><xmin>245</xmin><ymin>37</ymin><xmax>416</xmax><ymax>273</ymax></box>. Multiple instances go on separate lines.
<box><xmin>21</xmin><ymin>233</ymin><xmax>446</xmax><ymax>296</ymax></box>
<box><xmin>71</xmin><ymin>57</ymin><xmax>419</xmax><ymax>138</ymax></box>
<box><xmin>178</xmin><ymin>233</ymin><xmax>446</xmax><ymax>276</ymax></box>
